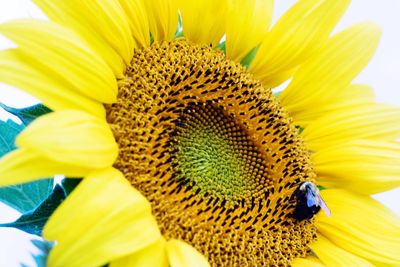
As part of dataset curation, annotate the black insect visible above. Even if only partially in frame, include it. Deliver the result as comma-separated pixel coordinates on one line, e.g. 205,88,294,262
291,181,331,221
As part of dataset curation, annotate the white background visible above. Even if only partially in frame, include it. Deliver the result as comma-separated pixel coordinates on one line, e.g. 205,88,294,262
0,0,399,266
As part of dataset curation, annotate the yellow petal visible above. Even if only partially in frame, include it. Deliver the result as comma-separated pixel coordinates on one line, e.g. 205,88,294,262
373,263,394,267
280,22,381,119
0,49,105,117
178,0,226,47
311,235,373,267
118,0,150,47
262,68,296,89
34,0,134,65
0,149,90,186
166,239,210,267
16,110,118,169
312,140,400,194
144,0,179,42
74,0,135,64
292,256,325,267
33,0,126,77
302,104,400,150
110,237,168,267
316,189,400,266
225,0,274,61
291,84,375,126
44,168,161,267
251,0,350,82
0,19,118,104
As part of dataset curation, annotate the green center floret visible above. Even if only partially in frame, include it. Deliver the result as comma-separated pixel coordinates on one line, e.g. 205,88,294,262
172,103,263,203
176,120,247,198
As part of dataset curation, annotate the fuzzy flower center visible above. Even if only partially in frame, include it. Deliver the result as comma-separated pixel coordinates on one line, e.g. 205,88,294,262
106,40,317,266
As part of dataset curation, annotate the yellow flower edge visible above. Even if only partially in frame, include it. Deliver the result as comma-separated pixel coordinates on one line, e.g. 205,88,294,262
0,0,399,266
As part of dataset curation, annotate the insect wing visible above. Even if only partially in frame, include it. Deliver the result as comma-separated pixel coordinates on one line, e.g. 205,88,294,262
317,195,331,217
305,189,317,207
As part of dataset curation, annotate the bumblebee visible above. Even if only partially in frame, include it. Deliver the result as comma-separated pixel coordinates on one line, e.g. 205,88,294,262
291,181,331,221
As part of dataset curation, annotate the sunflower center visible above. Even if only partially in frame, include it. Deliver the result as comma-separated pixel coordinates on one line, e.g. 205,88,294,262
106,40,317,266
171,103,271,205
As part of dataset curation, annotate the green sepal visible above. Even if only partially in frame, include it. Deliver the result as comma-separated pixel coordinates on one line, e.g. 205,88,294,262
174,13,183,39
273,90,282,98
318,185,327,191
150,33,154,46
175,31,184,39
216,41,226,54
295,125,304,135
0,118,54,213
240,45,260,69
0,103,51,126
0,185,66,236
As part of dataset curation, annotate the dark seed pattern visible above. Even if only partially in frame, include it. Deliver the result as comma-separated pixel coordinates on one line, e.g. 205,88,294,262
106,40,317,266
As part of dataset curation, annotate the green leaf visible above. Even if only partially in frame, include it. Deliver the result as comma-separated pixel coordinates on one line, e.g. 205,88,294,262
29,239,53,267
0,103,51,126
21,239,54,267
0,180,54,214
0,185,66,235
61,178,82,195
240,45,260,69
0,119,24,156
31,239,53,253
0,118,54,213
32,251,48,267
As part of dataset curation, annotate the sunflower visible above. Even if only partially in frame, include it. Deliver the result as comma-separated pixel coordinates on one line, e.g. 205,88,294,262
0,0,399,266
